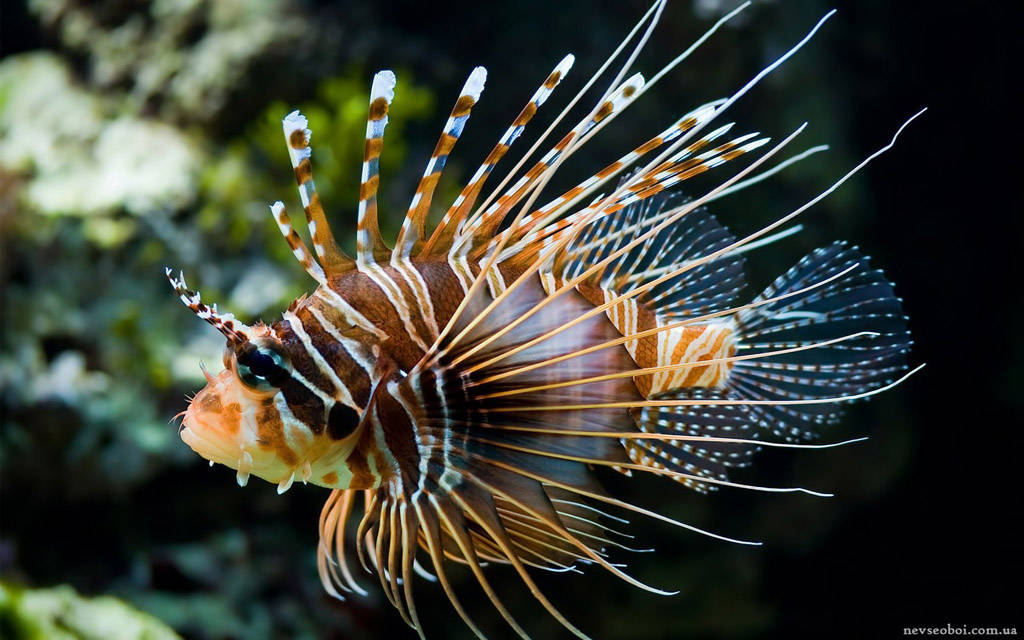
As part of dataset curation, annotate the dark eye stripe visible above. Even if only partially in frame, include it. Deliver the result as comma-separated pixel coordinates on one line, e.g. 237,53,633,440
273,321,339,399
235,336,329,435
297,306,372,407
280,381,326,435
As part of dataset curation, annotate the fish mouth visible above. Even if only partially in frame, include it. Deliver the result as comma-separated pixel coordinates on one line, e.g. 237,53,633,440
180,403,288,488
180,405,242,470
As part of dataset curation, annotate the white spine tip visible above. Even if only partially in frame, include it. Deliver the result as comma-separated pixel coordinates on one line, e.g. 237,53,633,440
463,66,487,101
556,54,575,75
282,111,312,165
610,73,645,108
270,201,285,215
709,123,736,138
236,451,253,487
371,70,397,103
283,110,309,133
277,472,295,494
727,131,760,146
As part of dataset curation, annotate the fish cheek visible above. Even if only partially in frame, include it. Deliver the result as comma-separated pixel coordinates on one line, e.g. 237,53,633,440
255,399,298,467
197,391,222,416
221,402,242,435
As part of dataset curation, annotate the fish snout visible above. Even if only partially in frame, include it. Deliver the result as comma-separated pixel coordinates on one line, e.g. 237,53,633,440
180,375,245,468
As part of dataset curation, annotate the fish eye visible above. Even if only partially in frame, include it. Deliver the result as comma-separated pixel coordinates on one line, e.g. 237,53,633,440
235,341,289,392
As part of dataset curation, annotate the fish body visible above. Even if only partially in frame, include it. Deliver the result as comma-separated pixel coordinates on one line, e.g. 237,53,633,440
169,3,919,637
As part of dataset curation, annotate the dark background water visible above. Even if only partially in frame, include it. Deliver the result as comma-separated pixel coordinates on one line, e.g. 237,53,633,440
1,1,1019,638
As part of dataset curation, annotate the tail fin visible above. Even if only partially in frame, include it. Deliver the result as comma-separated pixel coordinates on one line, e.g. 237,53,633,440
731,241,910,439
628,242,911,490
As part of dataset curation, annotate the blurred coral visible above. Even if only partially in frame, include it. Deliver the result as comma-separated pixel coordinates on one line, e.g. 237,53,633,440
0,582,180,640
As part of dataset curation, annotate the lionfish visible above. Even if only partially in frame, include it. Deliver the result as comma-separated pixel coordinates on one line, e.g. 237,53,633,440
168,2,922,637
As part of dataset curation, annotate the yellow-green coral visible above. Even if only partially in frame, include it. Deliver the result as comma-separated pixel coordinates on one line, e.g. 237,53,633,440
0,583,180,640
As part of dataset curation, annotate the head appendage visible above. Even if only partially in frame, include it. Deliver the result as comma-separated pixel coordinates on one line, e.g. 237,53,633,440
165,268,252,344
356,70,397,265
393,66,487,260
281,111,353,275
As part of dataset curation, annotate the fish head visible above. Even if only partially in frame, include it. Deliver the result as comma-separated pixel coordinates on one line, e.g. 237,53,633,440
169,271,366,492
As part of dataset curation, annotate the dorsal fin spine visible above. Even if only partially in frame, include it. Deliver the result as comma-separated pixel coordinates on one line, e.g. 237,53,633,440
357,70,397,266
421,54,575,257
395,66,487,260
282,111,354,275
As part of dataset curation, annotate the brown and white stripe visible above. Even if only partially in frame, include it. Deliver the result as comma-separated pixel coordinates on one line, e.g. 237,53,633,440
357,70,397,265
282,111,352,274
423,54,575,255
394,66,486,259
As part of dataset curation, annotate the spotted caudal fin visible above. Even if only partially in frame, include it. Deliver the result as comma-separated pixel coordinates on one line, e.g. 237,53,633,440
729,242,911,438
626,242,912,491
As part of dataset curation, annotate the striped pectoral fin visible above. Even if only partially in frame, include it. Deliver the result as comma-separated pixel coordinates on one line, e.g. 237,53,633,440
361,389,635,638
347,273,685,635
